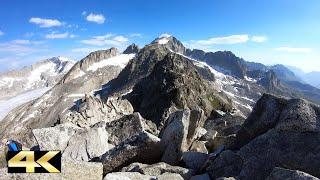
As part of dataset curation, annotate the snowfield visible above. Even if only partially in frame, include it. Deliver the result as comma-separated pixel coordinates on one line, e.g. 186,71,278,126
0,87,50,121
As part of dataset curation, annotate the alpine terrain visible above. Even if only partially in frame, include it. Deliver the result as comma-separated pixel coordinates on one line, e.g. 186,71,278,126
0,57,75,120
1,35,320,180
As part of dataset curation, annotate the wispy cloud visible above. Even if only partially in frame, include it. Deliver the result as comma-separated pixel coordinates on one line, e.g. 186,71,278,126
29,17,63,28
0,30,4,36
86,13,105,24
45,32,75,39
0,40,47,55
251,36,268,43
275,47,312,53
190,34,249,46
130,33,142,37
80,34,129,47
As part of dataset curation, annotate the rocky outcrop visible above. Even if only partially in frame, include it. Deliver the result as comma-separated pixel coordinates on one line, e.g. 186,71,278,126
206,94,320,180
0,161,103,180
160,109,205,165
63,94,134,127
122,162,195,180
203,113,245,152
266,167,319,180
127,52,232,129
102,112,158,145
123,43,140,54
33,123,110,162
101,131,162,174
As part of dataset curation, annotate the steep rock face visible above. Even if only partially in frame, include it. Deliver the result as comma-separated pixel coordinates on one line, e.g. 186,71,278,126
206,94,320,180
123,43,140,54
127,53,232,129
186,50,247,79
0,48,132,147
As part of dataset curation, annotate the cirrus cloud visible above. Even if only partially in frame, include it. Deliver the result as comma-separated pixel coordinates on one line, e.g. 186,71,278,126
251,36,268,43
45,32,75,39
29,17,63,28
80,34,129,47
86,13,105,24
191,34,249,46
0,30,4,36
275,47,312,53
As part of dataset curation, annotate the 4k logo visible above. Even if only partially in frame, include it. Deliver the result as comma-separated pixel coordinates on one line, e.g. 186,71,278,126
7,151,61,173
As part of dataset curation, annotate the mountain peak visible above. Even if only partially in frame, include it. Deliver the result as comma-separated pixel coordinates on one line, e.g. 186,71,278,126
150,34,186,54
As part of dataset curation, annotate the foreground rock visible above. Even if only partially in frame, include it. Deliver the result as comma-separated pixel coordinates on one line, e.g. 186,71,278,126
101,131,162,174
266,167,319,180
160,109,205,165
122,162,195,179
33,123,109,161
206,94,320,180
203,113,245,152
0,161,103,180
101,112,158,146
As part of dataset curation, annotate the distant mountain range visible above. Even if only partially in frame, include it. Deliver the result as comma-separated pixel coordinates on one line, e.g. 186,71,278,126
0,56,75,120
1,35,320,179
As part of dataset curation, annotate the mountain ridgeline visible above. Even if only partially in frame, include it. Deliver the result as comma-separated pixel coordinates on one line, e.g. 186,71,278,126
1,35,320,179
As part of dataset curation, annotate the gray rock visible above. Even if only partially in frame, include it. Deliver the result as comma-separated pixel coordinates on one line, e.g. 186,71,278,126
266,167,319,180
32,123,81,151
157,173,184,180
123,44,140,54
189,141,208,154
0,161,103,180
101,132,162,175
104,172,154,180
103,112,158,146
206,150,243,179
64,95,134,127
122,162,195,180
210,94,320,180
62,125,110,161
190,173,211,180
161,109,204,165
182,151,208,171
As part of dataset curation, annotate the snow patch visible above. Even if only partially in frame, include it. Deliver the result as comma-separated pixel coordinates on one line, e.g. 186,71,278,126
0,87,50,121
87,54,135,71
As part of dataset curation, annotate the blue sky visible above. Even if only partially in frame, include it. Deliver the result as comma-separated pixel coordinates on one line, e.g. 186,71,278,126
0,0,320,72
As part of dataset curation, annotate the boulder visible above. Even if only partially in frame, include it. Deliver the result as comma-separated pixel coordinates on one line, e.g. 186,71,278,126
266,167,319,180
182,152,208,171
207,94,320,180
160,109,204,165
32,123,81,151
104,172,154,180
62,125,110,161
102,112,158,146
190,173,211,180
206,150,243,179
189,141,208,153
122,162,195,180
157,173,184,180
0,161,103,180
101,132,162,175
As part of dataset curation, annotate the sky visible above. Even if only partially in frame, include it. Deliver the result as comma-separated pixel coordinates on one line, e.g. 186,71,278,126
0,0,320,73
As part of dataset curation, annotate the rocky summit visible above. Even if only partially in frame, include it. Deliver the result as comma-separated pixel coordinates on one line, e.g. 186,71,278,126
1,35,320,180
